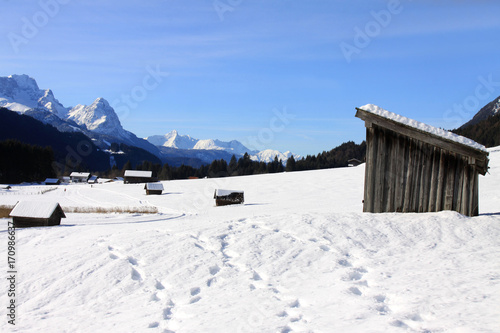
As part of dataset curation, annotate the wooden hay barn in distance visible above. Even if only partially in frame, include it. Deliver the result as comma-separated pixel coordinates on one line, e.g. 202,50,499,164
70,172,90,183
144,182,164,195
9,201,66,228
355,104,489,217
214,189,244,206
124,170,155,184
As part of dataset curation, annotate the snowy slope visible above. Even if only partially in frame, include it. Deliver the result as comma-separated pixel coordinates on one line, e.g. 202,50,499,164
0,74,69,118
0,150,499,332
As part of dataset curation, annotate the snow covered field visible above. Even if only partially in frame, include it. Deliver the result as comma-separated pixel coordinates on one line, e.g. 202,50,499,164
1,148,499,333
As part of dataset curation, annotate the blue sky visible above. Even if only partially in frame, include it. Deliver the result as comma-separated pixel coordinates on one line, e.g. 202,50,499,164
2,0,500,156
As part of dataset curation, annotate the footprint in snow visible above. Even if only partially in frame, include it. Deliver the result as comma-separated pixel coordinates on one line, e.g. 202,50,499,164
190,287,201,296
319,245,330,251
189,296,201,304
348,286,362,296
338,259,352,267
289,299,300,308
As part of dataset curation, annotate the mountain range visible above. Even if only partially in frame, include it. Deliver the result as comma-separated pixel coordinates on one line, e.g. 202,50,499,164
0,74,297,168
145,130,296,164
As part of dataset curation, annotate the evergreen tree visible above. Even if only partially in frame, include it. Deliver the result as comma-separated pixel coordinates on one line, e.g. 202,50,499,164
286,155,296,172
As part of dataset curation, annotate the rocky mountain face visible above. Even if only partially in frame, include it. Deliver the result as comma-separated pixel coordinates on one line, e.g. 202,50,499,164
459,95,500,129
454,95,500,148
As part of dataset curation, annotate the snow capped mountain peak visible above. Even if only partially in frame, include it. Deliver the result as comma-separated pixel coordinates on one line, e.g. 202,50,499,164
67,97,127,138
0,74,69,116
8,74,40,92
251,149,298,164
145,130,296,163
146,130,198,149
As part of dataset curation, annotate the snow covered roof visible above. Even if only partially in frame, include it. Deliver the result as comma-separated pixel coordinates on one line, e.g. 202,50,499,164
214,189,244,196
124,170,153,178
10,201,65,219
357,104,488,153
44,178,60,183
145,183,164,191
70,172,90,178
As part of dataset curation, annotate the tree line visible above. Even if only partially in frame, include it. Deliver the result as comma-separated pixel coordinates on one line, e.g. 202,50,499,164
0,135,366,183
0,140,56,184
97,140,366,180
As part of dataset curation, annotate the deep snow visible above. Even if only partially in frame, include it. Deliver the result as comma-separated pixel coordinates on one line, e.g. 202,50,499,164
0,148,499,333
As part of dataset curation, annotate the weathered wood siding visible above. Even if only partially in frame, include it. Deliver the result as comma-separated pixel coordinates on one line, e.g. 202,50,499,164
214,192,244,206
363,125,481,216
145,189,162,195
13,215,62,228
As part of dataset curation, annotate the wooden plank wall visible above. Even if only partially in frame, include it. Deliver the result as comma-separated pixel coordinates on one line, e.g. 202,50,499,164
364,125,480,216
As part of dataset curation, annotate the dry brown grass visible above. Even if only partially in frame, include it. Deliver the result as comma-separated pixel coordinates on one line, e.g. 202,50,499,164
0,204,158,216
62,206,158,214
0,205,14,218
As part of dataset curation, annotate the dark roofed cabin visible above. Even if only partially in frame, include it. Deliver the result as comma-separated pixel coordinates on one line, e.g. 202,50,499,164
214,189,244,206
355,105,489,217
144,182,164,195
9,201,66,228
124,170,155,184
348,158,363,167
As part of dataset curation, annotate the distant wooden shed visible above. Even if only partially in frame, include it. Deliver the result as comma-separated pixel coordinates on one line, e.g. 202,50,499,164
355,105,489,217
70,172,90,183
9,201,66,228
124,170,155,184
214,189,244,206
88,175,99,184
348,158,363,167
44,178,61,185
144,182,164,195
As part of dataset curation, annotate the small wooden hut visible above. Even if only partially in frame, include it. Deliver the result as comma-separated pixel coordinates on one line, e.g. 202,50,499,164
70,172,90,183
44,178,61,185
214,189,244,206
9,201,66,228
355,104,489,217
124,170,155,184
348,158,363,167
88,175,99,184
144,182,164,195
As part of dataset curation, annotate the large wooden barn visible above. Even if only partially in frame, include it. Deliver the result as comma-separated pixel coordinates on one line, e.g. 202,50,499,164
355,104,489,217
9,201,66,228
123,170,155,184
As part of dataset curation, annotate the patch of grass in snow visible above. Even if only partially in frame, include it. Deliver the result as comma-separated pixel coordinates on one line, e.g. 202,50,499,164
0,204,158,216
62,206,159,214
0,205,13,218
